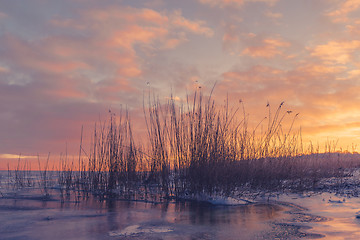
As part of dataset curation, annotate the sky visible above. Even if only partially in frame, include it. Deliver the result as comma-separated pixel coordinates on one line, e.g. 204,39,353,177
1,0,360,168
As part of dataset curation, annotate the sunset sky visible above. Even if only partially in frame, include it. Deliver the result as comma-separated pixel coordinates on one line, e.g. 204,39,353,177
1,0,360,168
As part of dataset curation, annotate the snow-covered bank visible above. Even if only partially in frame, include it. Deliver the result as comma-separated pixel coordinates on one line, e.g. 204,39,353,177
269,192,360,240
173,193,253,206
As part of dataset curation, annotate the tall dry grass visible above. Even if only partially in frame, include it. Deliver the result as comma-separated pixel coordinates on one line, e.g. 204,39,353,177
5,88,360,201
52,89,360,200
141,89,303,196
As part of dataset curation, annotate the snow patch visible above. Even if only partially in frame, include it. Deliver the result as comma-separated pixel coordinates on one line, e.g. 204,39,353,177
179,193,253,205
207,196,252,205
109,225,173,237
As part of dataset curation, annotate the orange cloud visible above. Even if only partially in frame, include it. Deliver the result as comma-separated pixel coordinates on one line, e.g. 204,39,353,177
296,63,346,75
327,0,360,22
310,40,360,65
242,38,290,58
346,20,360,35
348,69,360,78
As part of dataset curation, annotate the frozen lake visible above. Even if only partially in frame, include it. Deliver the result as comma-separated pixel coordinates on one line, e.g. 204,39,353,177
2,169,360,239
0,188,324,240
0,190,283,239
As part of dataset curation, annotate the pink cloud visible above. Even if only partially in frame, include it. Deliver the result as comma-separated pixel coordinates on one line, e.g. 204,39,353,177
171,11,214,37
199,0,245,8
242,38,291,58
0,11,7,19
0,3,217,160
199,0,278,8
222,24,241,54
82,7,169,25
265,11,283,19
48,5,214,83
0,65,8,73
109,25,168,50
2,34,89,75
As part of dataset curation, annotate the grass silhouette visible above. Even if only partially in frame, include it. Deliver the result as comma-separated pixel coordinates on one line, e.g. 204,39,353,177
5,88,360,201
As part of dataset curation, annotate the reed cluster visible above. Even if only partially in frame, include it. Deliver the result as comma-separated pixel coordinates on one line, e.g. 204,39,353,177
53,89,358,200
4,89,360,201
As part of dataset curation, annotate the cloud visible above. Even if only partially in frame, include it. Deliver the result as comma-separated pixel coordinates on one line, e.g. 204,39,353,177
222,27,291,58
327,0,360,23
310,40,360,65
171,10,214,37
220,65,288,100
346,22,360,35
1,5,214,99
1,34,89,76
242,38,291,58
251,0,279,5
199,0,245,8
348,69,360,78
295,63,347,75
0,65,9,73
222,24,241,53
199,0,278,8
80,7,169,26
0,11,7,19
0,4,214,157
2,0,360,158
265,11,283,19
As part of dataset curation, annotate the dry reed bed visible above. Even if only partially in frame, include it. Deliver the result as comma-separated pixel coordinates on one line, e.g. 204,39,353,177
4,90,360,201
